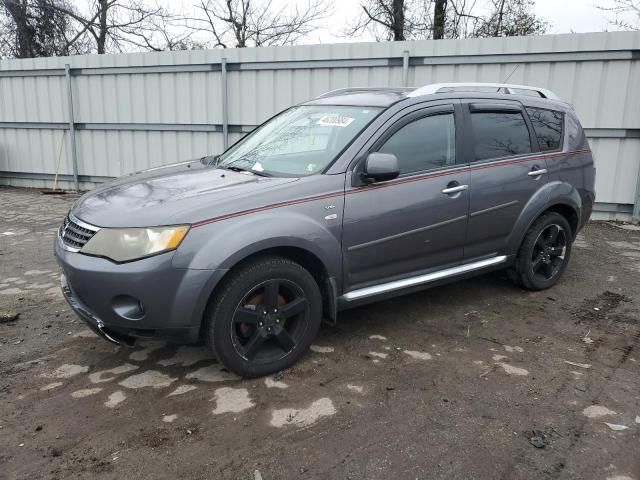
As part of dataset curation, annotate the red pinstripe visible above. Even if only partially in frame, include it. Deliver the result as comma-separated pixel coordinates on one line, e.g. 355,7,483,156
192,149,590,228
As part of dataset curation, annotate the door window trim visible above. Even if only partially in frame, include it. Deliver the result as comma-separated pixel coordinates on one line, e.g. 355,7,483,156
348,101,464,186
461,99,540,165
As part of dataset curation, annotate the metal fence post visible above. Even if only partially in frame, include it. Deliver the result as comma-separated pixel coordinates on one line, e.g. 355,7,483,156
64,64,79,191
221,57,229,150
402,50,410,87
633,173,640,224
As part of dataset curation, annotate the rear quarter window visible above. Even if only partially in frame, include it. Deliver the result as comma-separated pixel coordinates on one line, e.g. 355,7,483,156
525,107,564,152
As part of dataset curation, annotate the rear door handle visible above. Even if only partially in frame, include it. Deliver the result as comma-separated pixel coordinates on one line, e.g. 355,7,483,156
442,184,468,195
528,168,547,177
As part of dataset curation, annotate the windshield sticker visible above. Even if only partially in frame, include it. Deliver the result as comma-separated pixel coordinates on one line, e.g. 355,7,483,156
317,114,355,128
306,163,317,172
252,162,265,172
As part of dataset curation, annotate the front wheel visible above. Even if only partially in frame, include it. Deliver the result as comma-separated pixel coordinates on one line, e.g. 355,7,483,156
206,256,322,377
510,212,573,291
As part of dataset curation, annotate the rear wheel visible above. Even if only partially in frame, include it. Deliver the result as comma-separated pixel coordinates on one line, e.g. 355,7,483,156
206,256,322,377
510,212,572,290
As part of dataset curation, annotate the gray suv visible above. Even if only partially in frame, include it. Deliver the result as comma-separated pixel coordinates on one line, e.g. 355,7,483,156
55,83,595,377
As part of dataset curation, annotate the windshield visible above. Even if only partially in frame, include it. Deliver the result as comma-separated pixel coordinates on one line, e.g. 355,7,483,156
217,105,382,176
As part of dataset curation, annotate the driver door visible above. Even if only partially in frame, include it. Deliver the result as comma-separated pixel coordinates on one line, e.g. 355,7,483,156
342,103,470,291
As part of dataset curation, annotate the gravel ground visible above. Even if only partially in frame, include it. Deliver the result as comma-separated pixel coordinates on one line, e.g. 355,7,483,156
1,186,639,480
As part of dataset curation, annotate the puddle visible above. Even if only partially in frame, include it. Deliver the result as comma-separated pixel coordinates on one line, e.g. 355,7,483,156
403,350,432,360
42,364,89,379
583,405,616,418
40,382,63,391
310,345,334,353
128,341,166,362
185,365,238,383
88,364,139,383
119,370,176,389
504,345,524,353
168,385,198,397
496,363,529,376
105,391,127,408
265,377,288,389
157,346,214,367
369,335,387,341
270,398,336,428
212,387,254,414
71,388,103,398
369,351,388,359
604,422,629,431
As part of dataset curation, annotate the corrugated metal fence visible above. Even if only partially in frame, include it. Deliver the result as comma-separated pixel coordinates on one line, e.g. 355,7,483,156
1,31,639,221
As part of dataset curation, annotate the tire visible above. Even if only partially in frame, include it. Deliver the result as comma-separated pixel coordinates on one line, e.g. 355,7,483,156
205,256,322,378
509,212,573,291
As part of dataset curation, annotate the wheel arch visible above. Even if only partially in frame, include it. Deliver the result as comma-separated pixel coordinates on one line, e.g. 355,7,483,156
199,244,338,339
507,181,582,255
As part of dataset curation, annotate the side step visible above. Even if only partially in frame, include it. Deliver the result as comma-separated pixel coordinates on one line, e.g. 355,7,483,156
340,255,507,302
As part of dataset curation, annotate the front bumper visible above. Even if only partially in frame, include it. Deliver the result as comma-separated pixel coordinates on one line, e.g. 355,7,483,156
55,239,226,344
61,274,136,346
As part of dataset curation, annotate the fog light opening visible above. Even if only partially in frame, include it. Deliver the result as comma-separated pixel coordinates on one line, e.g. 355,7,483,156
112,295,145,321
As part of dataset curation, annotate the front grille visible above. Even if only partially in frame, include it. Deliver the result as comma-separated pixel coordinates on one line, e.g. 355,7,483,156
59,215,98,251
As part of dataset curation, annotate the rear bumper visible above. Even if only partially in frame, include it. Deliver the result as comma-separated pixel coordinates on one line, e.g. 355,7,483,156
55,239,227,344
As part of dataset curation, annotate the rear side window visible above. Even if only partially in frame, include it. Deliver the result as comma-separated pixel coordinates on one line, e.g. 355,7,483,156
378,113,456,175
470,111,532,161
526,107,564,151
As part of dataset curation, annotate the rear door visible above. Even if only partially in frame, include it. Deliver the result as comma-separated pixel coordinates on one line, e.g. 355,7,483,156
342,102,469,290
462,100,549,259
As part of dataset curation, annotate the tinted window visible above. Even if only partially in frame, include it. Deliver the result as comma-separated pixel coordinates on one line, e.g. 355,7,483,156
526,107,564,151
378,113,456,175
470,111,532,161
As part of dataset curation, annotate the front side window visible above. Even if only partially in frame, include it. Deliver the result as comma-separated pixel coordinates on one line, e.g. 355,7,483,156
218,105,381,176
470,110,532,161
526,107,564,152
377,113,456,175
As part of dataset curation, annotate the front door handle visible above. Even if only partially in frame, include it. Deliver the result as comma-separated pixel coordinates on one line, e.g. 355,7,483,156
528,168,548,177
442,184,468,195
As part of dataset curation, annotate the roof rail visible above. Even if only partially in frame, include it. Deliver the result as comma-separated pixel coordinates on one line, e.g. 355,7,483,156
407,83,561,101
317,87,413,98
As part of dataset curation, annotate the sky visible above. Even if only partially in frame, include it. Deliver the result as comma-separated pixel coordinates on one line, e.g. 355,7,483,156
156,0,634,48
305,0,628,43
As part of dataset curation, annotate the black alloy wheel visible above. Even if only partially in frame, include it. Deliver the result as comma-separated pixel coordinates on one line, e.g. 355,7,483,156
509,211,573,291
231,279,309,363
530,224,567,281
206,256,322,377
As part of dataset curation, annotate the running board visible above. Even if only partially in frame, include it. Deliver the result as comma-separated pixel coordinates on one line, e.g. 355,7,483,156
340,256,508,302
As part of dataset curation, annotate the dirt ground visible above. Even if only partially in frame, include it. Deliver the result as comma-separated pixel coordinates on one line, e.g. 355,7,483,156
1,186,639,480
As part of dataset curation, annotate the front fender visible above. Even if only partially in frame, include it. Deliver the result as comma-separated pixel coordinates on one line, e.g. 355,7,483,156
505,181,582,254
173,210,342,279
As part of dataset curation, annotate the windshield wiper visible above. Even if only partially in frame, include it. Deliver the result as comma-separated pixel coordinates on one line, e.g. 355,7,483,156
221,165,272,177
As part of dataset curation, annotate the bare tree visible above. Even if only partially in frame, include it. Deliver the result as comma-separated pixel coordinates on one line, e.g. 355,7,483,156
473,0,547,37
348,0,546,41
52,0,173,54
189,0,332,48
598,0,640,30
347,0,433,41
0,0,81,58
433,0,447,39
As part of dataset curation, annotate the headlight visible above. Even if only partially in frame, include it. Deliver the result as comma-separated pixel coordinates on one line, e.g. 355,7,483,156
81,225,190,263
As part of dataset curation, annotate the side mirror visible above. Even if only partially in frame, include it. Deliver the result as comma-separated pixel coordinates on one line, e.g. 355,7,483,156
363,152,400,183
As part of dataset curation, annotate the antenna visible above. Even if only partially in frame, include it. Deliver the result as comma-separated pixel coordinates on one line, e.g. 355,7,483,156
502,64,520,83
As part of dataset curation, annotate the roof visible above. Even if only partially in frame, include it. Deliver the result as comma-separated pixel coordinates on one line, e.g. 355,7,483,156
304,88,413,108
308,83,564,108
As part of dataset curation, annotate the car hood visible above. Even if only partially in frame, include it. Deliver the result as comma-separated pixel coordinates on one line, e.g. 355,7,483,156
72,160,298,228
